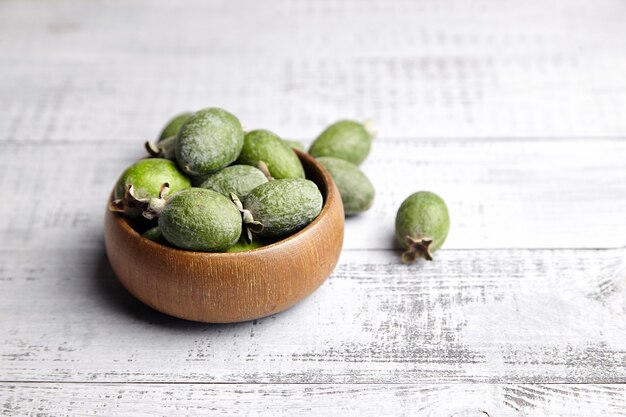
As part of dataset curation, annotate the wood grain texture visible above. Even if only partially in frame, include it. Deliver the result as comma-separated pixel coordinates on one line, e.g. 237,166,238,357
2,383,625,417
1,0,626,141
2,0,626,414
104,151,344,323
1,139,625,252
2,247,625,383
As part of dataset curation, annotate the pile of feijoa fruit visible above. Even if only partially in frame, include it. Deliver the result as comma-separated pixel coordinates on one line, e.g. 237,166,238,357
110,107,329,252
109,106,450,262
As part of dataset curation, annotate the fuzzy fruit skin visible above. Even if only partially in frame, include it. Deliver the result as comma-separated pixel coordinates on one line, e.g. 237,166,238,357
309,120,372,165
199,165,268,198
175,108,244,176
395,191,450,253
159,188,242,252
114,158,191,201
226,236,264,253
316,156,374,215
238,130,305,179
243,179,322,238
158,112,192,141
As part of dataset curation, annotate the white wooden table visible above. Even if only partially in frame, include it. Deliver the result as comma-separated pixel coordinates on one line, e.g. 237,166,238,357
2,1,626,415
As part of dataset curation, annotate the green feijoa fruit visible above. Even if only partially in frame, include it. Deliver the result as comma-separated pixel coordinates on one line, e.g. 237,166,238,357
110,158,191,218
159,188,242,252
175,107,244,176
309,120,375,165
395,191,450,263
159,112,192,141
226,235,264,253
113,159,190,200
283,139,305,151
238,130,305,179
142,226,164,243
242,179,322,238
316,157,374,215
200,164,268,198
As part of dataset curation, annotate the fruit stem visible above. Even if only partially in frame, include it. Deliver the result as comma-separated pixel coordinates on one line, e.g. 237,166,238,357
401,235,434,263
109,184,147,218
145,141,161,157
145,136,176,159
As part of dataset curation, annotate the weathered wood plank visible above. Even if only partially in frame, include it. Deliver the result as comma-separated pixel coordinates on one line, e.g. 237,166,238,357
1,247,625,383
1,2,626,410
1,0,626,140
2,383,625,417
1,140,625,251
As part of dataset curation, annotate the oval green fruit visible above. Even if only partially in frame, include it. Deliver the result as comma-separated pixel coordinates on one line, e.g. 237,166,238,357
316,156,374,215
238,129,305,179
226,235,264,253
395,191,450,263
159,188,242,252
243,179,322,238
158,112,192,141
114,159,191,201
309,120,374,165
199,165,268,199
175,108,244,176
111,159,191,218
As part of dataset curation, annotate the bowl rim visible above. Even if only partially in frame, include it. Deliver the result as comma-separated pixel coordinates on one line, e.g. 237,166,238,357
108,149,341,259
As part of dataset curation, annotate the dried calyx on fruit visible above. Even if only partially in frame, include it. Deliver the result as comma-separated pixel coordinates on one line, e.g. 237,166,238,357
109,158,191,218
230,193,263,241
395,191,450,263
109,182,171,220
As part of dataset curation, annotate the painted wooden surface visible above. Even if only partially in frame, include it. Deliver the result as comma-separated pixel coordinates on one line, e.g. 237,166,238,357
2,384,626,417
2,246,626,384
2,0,626,141
1,140,625,252
1,0,626,415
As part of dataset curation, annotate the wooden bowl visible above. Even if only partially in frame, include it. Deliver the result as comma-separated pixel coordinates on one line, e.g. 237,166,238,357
104,150,344,323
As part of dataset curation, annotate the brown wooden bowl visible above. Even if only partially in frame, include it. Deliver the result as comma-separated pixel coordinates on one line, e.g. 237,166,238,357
104,150,344,323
